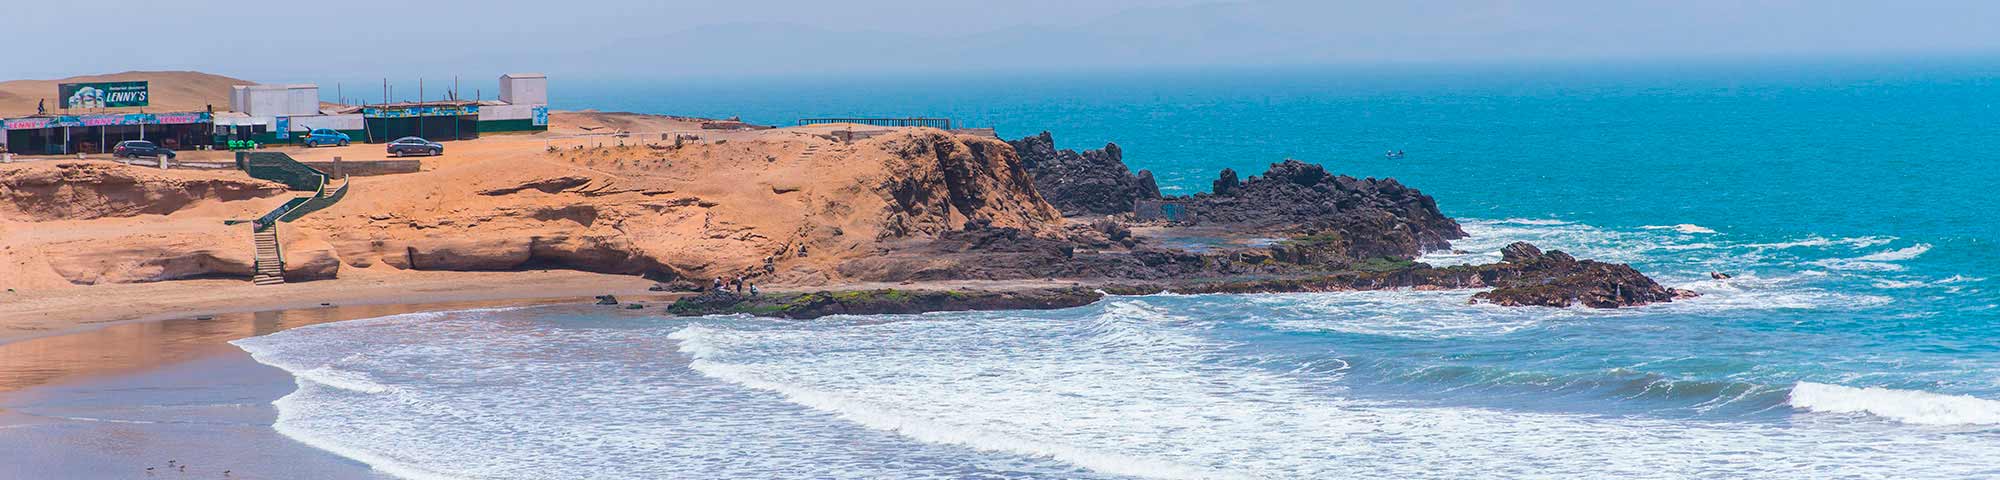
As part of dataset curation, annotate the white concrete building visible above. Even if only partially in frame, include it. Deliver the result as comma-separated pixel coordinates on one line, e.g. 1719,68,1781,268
230,84,322,117
499,73,547,106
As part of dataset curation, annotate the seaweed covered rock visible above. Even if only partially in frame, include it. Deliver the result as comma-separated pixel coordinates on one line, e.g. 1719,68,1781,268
1472,242,1695,308
1008,132,1161,216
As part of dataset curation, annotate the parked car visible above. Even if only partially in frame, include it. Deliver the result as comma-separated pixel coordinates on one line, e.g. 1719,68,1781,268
303,129,351,147
113,140,176,159
386,137,443,157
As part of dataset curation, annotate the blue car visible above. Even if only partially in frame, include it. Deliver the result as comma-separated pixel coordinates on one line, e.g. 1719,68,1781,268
302,128,351,147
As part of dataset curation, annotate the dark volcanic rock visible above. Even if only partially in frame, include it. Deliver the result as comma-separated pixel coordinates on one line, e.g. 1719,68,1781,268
1177,159,1465,259
1212,168,1240,196
1158,241,1691,308
1472,242,1694,308
1009,132,1161,215
665,287,1114,319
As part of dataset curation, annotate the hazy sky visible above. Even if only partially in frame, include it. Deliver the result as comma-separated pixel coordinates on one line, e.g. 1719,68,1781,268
9,0,1999,84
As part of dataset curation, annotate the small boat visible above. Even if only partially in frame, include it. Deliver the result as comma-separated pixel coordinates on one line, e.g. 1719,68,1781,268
1384,150,1406,159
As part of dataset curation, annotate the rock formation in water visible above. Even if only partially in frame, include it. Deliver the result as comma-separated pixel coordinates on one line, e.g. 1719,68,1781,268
1007,132,1160,216
1174,159,1466,259
667,287,1117,319
1470,242,1695,308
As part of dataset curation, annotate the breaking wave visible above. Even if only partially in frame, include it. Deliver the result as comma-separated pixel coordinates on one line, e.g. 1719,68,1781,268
1640,223,1717,234
1790,382,2000,426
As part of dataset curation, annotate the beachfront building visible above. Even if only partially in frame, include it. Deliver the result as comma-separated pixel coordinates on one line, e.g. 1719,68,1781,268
479,73,550,134
361,100,483,142
217,84,366,145
1,73,549,155
0,80,219,154
2,111,217,155
216,73,548,145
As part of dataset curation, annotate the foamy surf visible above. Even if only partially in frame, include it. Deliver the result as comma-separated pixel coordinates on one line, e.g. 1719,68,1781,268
1789,382,2000,426
1641,223,1717,234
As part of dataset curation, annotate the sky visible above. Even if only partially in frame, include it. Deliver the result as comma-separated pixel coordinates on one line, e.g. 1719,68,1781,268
8,0,1999,86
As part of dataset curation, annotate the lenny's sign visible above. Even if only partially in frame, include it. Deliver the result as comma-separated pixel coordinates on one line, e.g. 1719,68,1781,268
59,81,150,109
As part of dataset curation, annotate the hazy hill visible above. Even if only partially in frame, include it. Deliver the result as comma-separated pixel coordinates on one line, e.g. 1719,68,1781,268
0,71,253,117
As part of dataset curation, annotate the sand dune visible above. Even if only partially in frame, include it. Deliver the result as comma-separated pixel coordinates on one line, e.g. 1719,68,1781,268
0,71,252,117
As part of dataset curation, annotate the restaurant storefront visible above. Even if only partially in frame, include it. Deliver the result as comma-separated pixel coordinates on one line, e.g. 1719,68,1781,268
2,112,214,155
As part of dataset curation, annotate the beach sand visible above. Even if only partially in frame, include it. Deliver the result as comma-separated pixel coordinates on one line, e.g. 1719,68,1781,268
0,269,662,345
0,297,647,479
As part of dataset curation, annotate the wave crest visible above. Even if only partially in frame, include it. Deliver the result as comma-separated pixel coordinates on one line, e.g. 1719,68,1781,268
1788,382,2000,426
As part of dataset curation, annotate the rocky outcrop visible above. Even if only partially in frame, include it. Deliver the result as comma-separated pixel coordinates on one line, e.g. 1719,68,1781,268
1470,242,1695,308
666,287,1114,319
2,117,1684,310
32,229,338,284
0,161,286,221
1008,132,1160,216
1175,160,1465,259
877,131,1063,238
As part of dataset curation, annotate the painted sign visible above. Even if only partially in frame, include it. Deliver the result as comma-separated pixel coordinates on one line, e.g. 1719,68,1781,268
4,118,52,130
0,112,208,130
275,117,291,139
532,106,549,127
363,105,479,118
59,81,149,109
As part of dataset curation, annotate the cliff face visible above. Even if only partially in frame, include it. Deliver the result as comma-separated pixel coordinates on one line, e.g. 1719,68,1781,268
0,162,286,222
1,122,1685,308
0,129,1062,288
1008,132,1160,216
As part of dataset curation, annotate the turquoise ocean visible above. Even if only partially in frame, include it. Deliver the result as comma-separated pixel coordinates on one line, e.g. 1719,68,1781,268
235,59,2000,478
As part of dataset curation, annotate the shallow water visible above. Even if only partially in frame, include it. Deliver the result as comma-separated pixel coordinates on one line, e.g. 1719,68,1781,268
238,61,2000,478
232,217,2000,479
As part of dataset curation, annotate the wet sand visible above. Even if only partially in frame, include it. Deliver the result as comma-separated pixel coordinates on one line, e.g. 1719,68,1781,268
0,269,664,345
0,297,650,479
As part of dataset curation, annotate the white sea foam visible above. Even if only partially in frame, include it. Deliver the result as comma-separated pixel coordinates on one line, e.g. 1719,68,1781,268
1242,290,1555,339
1811,243,1933,272
1740,235,1896,250
1494,218,1574,225
669,302,2000,479
1856,244,1933,261
673,335,1240,480
1871,275,1985,290
234,296,2000,479
1640,223,1717,234
1789,382,2000,426
294,366,392,394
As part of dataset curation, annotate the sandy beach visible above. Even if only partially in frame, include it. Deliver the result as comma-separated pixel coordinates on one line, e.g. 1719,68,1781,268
0,269,665,345
0,295,653,479
0,267,675,480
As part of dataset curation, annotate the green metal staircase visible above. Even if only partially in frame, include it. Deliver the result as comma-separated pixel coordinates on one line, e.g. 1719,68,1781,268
225,152,351,285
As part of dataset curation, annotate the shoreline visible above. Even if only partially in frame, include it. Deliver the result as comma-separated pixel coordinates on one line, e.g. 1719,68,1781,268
0,296,667,479
0,269,671,346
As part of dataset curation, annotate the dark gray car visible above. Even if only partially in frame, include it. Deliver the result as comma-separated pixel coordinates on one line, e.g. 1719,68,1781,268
386,137,443,157
113,140,176,159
